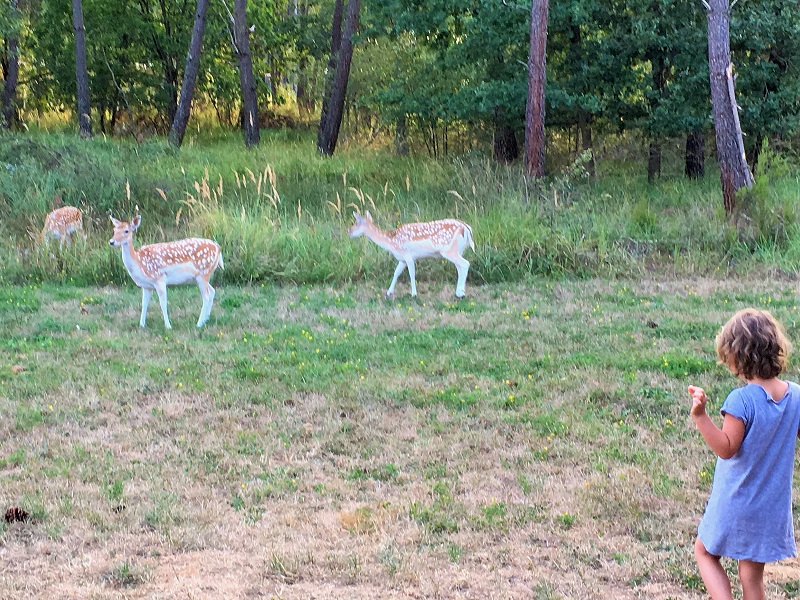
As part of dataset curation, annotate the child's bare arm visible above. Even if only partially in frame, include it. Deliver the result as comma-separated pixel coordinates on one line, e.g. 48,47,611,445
688,385,746,459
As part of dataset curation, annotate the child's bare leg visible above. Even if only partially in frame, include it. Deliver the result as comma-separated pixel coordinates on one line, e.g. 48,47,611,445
738,560,765,600
695,538,734,600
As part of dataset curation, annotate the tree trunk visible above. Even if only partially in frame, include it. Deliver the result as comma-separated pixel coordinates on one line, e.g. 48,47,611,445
293,0,311,115
168,0,209,147
1,0,20,129
296,56,311,116
685,130,705,178
234,0,260,147
394,114,408,156
493,111,518,163
317,0,360,156
164,65,179,128
72,0,92,138
647,142,661,183
706,0,753,213
647,53,666,183
578,111,595,179
524,0,548,178
296,70,310,115
317,0,344,152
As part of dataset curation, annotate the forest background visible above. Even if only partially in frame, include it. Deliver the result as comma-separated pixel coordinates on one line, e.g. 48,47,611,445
0,0,799,287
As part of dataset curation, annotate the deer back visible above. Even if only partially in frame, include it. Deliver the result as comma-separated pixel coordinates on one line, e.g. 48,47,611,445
43,206,83,237
136,238,222,279
391,219,469,250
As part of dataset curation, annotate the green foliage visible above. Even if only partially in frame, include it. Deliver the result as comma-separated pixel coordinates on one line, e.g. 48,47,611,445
629,200,659,238
103,561,147,588
556,511,576,530
0,0,798,178
736,139,797,248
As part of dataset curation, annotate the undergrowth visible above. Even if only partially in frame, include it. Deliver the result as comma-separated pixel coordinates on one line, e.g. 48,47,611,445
1,130,799,286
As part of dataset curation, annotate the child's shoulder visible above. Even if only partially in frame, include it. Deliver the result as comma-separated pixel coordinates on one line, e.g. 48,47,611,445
785,380,800,399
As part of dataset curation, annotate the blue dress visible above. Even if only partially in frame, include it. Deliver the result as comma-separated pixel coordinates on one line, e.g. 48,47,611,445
698,382,800,563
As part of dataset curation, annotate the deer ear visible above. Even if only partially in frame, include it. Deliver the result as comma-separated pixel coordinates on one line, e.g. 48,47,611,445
352,211,360,221
365,211,372,221
110,216,121,227
131,215,142,230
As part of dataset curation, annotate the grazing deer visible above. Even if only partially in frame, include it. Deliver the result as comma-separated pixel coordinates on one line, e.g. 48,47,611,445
109,215,223,329
348,211,475,298
40,196,83,247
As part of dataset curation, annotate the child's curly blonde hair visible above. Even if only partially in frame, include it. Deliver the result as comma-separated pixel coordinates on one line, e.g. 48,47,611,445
716,308,791,380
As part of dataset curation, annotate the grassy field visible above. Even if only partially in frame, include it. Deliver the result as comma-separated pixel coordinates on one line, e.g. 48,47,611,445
3,276,800,599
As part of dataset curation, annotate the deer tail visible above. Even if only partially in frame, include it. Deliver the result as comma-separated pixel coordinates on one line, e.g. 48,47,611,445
461,222,475,252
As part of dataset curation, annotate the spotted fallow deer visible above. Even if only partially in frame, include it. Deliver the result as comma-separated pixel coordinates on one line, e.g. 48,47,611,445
109,215,223,329
348,211,475,298
40,196,84,247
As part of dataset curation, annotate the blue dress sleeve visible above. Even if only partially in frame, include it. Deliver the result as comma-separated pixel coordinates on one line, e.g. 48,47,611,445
720,387,752,426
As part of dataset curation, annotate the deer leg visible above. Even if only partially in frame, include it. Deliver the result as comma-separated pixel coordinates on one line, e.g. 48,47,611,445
443,237,471,298
407,258,418,297
454,257,470,298
445,251,470,298
196,277,215,328
154,280,172,330
387,261,407,297
140,288,153,328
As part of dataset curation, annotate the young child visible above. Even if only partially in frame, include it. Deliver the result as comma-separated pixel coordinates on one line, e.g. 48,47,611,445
688,308,800,600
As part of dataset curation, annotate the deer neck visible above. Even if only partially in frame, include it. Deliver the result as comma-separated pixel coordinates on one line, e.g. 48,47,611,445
120,241,150,285
364,223,400,254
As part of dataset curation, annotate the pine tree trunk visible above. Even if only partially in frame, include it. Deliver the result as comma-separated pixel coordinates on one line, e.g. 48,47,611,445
72,0,92,138
317,0,360,156
1,0,20,129
706,0,753,212
524,0,548,178
234,0,260,148
168,0,210,147
685,131,705,178
317,0,344,150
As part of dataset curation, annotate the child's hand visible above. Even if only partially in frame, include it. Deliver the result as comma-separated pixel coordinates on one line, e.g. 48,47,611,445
688,385,708,418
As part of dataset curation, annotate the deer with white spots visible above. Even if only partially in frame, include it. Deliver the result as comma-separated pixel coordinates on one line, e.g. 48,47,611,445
109,215,223,329
348,211,475,298
40,196,84,247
